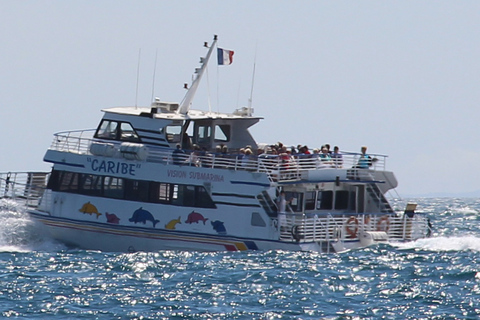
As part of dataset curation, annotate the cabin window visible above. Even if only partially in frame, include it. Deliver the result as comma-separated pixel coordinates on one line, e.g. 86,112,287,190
96,120,118,139
317,191,333,210
172,185,195,207
214,124,230,142
59,172,79,192
165,125,182,143
305,191,316,210
196,125,212,145
251,212,266,227
104,177,124,199
49,170,216,208
81,174,103,196
335,190,350,210
119,123,140,142
286,192,303,212
95,120,140,142
124,180,149,202
195,186,216,208
149,182,171,203
46,170,61,190
349,191,356,211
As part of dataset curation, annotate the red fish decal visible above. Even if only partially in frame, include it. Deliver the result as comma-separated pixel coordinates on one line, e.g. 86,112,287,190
105,212,120,224
185,211,208,225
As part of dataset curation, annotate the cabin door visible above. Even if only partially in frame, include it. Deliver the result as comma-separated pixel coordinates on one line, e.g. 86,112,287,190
356,185,365,213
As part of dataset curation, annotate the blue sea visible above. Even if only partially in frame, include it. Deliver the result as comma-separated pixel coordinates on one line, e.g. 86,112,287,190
0,198,479,319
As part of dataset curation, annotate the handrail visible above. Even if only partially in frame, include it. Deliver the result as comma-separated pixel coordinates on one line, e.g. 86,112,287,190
47,129,390,181
277,212,429,243
0,172,50,207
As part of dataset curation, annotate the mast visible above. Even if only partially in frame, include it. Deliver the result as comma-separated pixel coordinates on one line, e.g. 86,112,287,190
177,35,218,115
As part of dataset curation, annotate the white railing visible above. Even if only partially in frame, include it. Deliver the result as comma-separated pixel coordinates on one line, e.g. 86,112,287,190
278,213,430,242
50,129,96,154
0,172,50,207
47,130,389,181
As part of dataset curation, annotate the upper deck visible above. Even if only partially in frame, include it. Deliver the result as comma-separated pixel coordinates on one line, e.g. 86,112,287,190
46,129,397,189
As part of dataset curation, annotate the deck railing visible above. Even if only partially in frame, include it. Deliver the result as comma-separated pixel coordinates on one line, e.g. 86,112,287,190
47,130,389,181
278,213,430,243
0,172,50,207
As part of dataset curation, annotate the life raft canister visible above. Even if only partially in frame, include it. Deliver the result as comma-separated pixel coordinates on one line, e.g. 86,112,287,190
376,215,390,232
345,216,359,238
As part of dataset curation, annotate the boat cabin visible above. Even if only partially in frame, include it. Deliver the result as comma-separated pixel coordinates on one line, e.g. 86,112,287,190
93,101,261,153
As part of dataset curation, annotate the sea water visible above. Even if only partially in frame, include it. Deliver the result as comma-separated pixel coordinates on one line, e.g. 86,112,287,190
0,198,479,319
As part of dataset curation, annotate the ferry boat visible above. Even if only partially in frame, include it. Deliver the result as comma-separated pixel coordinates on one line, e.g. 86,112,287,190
4,36,431,253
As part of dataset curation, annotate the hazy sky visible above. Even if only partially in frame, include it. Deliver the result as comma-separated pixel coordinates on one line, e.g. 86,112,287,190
1,1,480,197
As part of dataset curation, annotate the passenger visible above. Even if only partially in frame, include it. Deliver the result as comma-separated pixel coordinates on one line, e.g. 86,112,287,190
332,146,343,168
182,132,192,150
172,144,186,165
221,145,228,156
242,148,254,169
319,147,333,167
357,146,372,168
324,144,331,154
276,190,292,232
188,144,201,167
277,190,292,213
237,148,245,162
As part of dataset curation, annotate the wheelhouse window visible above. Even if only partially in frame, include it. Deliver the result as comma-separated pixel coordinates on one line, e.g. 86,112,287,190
95,120,140,142
214,124,230,142
164,124,182,143
196,124,212,145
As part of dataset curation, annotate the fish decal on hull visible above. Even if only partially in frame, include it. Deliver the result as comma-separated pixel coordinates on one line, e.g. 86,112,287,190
165,217,182,230
79,202,101,218
185,211,208,225
211,220,227,235
105,212,120,224
129,207,159,227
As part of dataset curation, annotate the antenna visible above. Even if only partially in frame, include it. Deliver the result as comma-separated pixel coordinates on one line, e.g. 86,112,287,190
151,49,158,103
248,43,258,110
135,48,141,109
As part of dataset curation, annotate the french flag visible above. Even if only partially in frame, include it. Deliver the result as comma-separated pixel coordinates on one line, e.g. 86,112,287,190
217,48,234,65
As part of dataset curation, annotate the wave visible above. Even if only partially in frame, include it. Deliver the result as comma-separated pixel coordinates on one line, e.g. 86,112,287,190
394,235,480,252
0,198,64,252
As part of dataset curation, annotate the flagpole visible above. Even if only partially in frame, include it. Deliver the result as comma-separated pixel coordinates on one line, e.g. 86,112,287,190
177,35,218,115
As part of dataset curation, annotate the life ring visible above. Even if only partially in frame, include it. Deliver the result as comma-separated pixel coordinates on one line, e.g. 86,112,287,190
345,216,359,238
376,215,390,232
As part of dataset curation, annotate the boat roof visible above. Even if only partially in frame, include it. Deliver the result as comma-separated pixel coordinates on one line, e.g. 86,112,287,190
102,106,263,122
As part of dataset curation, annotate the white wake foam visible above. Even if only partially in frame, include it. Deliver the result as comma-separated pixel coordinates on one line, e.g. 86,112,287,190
394,235,480,252
0,198,64,252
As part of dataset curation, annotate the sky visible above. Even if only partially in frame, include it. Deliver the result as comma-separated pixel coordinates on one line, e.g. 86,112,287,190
1,1,480,197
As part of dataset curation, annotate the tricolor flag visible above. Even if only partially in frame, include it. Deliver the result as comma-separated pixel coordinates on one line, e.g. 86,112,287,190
217,48,234,65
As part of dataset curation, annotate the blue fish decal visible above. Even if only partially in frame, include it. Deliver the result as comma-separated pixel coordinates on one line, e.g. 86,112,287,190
211,220,227,235
129,207,159,228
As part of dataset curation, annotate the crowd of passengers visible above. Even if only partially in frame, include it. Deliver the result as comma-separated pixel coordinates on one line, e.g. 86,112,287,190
171,142,375,170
